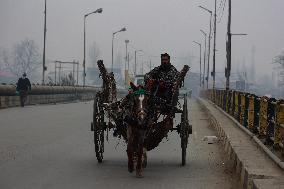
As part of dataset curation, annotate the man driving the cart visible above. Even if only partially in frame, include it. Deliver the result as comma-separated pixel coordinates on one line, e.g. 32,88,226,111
144,53,180,112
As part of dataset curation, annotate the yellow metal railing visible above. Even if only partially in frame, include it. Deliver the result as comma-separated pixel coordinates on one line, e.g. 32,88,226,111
203,89,284,159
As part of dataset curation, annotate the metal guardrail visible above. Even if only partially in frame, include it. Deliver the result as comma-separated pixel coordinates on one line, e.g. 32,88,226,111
202,89,284,160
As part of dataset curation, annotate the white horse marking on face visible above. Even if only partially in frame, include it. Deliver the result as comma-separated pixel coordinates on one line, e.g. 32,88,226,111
139,94,144,110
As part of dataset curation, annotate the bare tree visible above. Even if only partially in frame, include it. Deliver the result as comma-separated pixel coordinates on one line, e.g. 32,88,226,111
89,42,101,68
5,39,41,78
0,47,10,71
275,52,284,66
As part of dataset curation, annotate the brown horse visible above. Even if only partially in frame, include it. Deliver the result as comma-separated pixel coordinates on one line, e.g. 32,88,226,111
126,84,150,178
126,83,176,177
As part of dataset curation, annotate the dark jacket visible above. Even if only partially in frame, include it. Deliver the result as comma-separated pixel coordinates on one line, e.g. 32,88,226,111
144,64,179,86
17,77,31,91
144,64,179,103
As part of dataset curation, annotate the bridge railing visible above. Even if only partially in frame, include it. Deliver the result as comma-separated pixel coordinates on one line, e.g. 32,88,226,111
201,89,284,159
0,83,99,108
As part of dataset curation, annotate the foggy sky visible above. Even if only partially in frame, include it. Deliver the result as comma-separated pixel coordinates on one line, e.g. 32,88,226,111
0,0,284,79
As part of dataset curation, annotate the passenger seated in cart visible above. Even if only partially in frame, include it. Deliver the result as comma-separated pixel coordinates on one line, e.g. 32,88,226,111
144,53,179,112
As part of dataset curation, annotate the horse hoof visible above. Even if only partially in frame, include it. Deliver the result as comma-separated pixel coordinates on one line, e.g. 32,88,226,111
136,171,143,178
128,164,134,173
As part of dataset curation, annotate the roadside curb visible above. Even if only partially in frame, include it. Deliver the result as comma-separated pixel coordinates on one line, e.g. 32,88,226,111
197,98,284,189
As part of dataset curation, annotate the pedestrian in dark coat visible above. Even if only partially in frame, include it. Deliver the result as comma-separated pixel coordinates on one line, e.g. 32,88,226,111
16,73,31,107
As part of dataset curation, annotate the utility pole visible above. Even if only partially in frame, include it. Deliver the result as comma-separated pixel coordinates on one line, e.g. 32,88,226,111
225,0,247,91
125,40,129,86
213,0,217,89
200,30,207,89
193,41,202,87
207,13,212,89
42,0,47,85
225,0,232,90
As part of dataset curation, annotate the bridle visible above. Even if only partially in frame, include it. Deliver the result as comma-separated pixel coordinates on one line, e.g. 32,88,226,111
130,88,150,128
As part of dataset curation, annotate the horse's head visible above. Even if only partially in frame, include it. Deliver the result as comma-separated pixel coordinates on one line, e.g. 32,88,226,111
130,83,150,127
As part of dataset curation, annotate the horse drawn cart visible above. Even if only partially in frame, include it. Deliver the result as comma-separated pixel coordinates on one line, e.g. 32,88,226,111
91,60,192,177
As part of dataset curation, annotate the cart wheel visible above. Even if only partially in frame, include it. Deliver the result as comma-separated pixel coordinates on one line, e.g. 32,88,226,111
93,94,104,163
181,94,189,166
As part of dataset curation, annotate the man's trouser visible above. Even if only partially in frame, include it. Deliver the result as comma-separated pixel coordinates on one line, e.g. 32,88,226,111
19,90,28,107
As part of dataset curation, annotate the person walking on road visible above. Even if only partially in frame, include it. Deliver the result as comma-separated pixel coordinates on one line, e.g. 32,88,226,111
16,73,31,107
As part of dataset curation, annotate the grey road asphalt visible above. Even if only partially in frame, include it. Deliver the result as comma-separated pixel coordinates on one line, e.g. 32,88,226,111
0,99,239,189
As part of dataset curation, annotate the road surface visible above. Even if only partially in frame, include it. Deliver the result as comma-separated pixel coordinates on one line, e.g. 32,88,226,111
0,99,239,189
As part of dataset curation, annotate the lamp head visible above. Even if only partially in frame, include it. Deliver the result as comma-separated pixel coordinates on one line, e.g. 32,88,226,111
96,8,103,13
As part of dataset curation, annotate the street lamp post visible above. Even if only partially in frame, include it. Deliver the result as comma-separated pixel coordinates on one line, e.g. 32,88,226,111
213,0,217,90
124,39,129,86
193,41,202,87
111,27,126,72
200,29,207,89
83,8,102,86
42,0,47,85
199,5,212,89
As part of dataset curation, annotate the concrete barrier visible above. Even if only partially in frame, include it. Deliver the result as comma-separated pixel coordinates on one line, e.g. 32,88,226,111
0,84,128,109
0,84,99,109
197,98,284,189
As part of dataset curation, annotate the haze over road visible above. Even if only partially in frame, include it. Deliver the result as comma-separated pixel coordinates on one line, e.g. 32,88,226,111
0,100,239,189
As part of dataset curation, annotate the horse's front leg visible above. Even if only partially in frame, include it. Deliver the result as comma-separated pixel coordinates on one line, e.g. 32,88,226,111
127,126,134,173
136,130,145,178
142,147,147,168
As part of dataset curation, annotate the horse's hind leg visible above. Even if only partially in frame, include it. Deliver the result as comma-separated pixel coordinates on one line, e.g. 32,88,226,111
127,127,134,173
